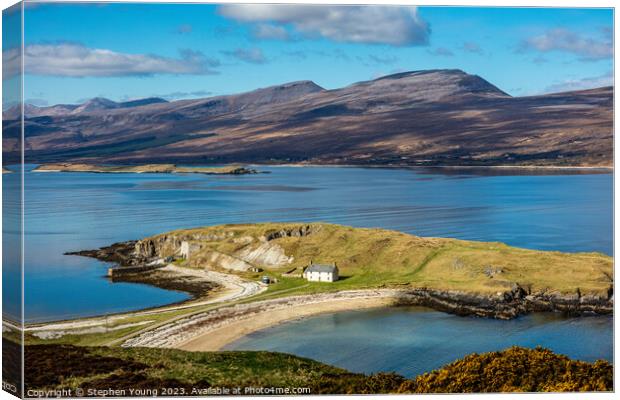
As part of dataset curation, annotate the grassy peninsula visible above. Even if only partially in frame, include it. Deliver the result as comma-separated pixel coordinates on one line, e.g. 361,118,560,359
30,222,612,351
141,222,612,297
32,163,258,175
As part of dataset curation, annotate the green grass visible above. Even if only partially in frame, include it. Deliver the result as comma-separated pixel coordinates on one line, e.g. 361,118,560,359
19,340,376,394
156,222,612,296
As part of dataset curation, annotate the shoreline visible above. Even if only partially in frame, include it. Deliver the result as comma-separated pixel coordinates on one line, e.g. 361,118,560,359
180,296,395,351
248,162,613,172
22,265,265,332
22,161,612,173
122,288,612,351
31,163,260,175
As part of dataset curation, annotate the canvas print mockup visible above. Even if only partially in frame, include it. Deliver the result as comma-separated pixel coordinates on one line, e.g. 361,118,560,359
2,1,614,397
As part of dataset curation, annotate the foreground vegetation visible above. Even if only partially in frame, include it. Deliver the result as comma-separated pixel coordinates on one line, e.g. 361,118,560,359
32,163,257,175
404,346,612,393
11,340,611,394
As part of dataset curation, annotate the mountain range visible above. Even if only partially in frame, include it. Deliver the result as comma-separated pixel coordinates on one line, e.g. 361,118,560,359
2,69,613,166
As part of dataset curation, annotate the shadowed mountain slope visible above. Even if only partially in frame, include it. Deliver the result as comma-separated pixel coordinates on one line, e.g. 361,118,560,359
2,70,612,166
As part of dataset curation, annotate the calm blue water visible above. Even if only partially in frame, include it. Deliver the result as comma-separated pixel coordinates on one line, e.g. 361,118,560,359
225,306,613,377
1,165,612,322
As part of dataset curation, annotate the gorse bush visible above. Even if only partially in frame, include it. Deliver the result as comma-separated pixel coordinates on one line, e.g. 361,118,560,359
399,346,613,393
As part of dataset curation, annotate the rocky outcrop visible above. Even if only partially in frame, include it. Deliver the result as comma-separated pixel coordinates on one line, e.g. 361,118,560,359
128,227,309,271
392,285,612,319
133,231,235,260
236,242,293,267
263,225,317,241
205,251,254,272
66,240,145,266
74,228,298,272
134,236,184,260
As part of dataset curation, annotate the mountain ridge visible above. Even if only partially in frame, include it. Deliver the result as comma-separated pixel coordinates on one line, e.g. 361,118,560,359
2,96,170,119
2,69,613,167
3,81,324,119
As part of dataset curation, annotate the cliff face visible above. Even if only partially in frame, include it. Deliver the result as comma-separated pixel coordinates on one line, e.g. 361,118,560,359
132,227,301,272
3,70,612,166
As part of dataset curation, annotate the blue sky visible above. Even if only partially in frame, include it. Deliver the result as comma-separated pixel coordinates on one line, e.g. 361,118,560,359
5,3,614,106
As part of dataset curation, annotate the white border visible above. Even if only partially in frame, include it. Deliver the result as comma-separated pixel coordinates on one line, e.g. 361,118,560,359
0,1,617,400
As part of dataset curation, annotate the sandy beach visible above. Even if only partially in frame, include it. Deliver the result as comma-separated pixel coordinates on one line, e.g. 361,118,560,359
178,296,396,351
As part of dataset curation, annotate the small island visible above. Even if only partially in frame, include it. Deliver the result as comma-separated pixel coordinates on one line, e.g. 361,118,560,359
32,163,259,175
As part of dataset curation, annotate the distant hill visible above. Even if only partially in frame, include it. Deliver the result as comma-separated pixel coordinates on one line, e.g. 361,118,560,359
2,96,169,119
118,97,168,108
2,70,612,166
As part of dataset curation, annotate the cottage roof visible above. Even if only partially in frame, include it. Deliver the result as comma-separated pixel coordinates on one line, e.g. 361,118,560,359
306,264,337,273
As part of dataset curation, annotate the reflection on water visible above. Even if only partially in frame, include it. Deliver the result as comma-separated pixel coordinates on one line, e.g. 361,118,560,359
416,166,612,176
225,306,613,378
208,185,317,192
3,165,612,322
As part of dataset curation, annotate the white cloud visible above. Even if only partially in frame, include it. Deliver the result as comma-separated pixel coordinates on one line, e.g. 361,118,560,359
366,54,399,65
253,24,290,40
176,24,193,34
520,28,612,61
2,47,21,80
282,50,307,59
4,43,220,78
428,47,454,57
222,47,267,64
462,42,483,55
131,90,213,101
532,56,548,65
544,71,612,93
219,4,430,46
25,98,49,106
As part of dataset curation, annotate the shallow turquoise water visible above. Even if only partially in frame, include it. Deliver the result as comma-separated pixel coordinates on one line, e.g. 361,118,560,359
1,165,612,322
225,306,613,378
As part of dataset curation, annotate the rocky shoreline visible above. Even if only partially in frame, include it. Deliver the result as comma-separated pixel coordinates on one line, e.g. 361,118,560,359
66,242,219,300
393,286,613,319
66,240,144,266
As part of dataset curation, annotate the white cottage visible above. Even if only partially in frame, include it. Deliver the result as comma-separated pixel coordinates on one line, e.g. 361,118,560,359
303,263,339,282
